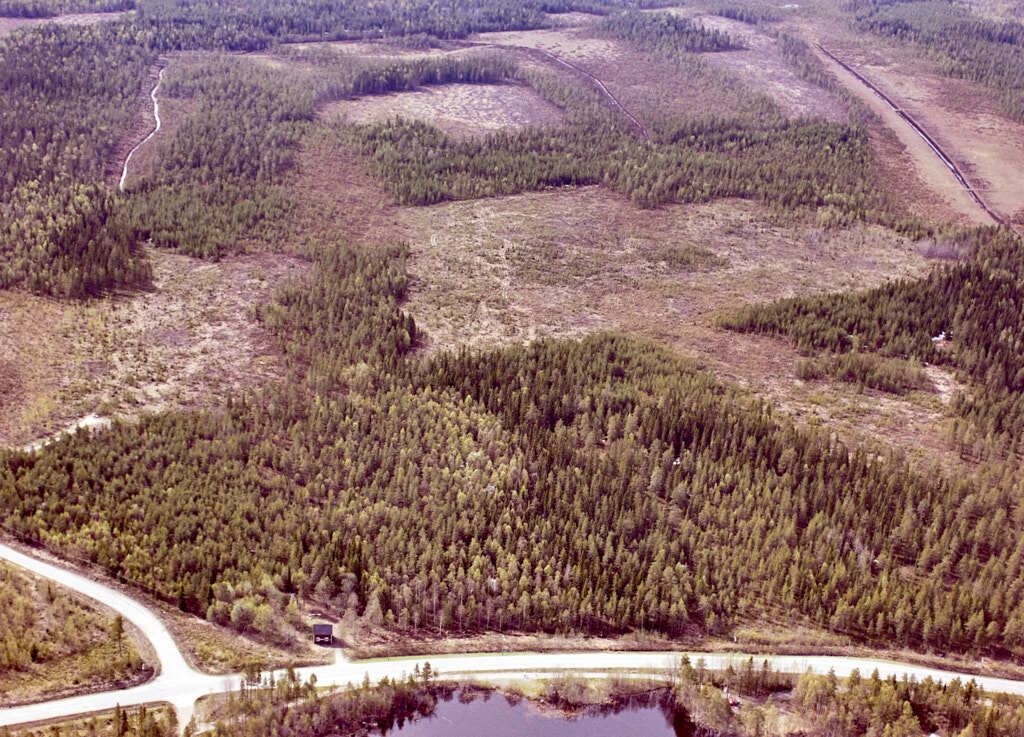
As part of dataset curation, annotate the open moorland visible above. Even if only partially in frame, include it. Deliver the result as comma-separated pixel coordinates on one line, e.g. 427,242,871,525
3,1,1024,732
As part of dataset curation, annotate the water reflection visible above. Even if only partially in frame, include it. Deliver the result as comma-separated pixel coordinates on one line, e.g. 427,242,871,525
377,687,708,737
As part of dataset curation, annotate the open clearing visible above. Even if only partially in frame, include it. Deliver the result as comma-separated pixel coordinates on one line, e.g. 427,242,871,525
321,82,564,139
472,25,816,124
0,10,130,37
395,183,961,471
787,12,1024,226
0,249,308,449
692,13,847,121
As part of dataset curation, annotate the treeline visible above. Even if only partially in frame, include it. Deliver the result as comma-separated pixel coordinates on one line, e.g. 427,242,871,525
721,226,1024,459
848,0,1024,122
124,0,611,52
710,3,781,25
598,9,742,55
348,113,926,231
199,667,439,737
0,25,152,296
0,0,131,17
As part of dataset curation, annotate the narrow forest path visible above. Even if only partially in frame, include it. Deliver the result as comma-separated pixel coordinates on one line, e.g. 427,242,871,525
119,67,165,192
816,44,1005,227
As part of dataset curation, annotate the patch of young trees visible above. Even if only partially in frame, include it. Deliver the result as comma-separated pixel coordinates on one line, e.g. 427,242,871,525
0,562,138,680
348,111,921,229
0,0,131,17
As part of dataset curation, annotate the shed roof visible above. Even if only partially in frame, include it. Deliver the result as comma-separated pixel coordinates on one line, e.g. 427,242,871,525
313,623,333,634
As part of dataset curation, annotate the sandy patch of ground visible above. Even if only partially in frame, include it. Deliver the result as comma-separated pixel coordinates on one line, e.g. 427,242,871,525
401,187,931,350
0,249,308,449
0,10,129,36
322,82,564,139
282,40,483,61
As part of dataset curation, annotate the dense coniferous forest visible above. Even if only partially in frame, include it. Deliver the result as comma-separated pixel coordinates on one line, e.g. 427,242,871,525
3,222,1024,657
0,26,152,296
4,0,1024,690
598,9,743,54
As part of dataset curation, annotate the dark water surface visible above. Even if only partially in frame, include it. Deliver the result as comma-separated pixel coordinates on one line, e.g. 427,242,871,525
379,689,697,736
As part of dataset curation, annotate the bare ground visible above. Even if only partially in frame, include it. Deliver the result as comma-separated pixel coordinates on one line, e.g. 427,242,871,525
0,10,130,37
789,14,1024,226
0,249,309,449
321,82,564,140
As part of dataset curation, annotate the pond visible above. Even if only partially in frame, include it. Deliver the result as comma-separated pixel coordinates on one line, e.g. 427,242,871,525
378,688,703,737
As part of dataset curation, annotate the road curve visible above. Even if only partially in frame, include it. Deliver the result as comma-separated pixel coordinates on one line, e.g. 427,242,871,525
119,67,165,192
5,543,1024,731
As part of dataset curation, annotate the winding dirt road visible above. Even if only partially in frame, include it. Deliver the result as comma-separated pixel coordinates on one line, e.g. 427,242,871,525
119,68,165,192
4,543,1024,732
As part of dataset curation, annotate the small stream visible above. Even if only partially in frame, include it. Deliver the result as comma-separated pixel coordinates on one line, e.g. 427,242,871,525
377,689,704,737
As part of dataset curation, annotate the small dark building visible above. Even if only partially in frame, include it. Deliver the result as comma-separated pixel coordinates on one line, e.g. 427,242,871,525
313,623,333,646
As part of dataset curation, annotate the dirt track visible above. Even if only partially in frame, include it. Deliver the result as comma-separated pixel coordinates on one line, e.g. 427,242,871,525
818,45,1003,226
470,40,651,139
814,43,1002,226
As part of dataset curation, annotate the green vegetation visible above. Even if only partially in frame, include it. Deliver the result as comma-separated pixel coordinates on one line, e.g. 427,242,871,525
598,9,742,55
722,227,1024,459
0,561,144,703
5,705,174,737
2,214,1023,658
198,665,439,737
849,0,1024,122
673,656,1024,736
795,351,931,395
349,114,906,219
0,25,152,296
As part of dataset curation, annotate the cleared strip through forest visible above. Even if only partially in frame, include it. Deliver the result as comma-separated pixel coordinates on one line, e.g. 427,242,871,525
119,67,165,192
475,42,651,140
816,44,1004,226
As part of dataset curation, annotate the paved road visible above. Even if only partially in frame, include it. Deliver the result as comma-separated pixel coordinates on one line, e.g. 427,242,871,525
4,543,1024,731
